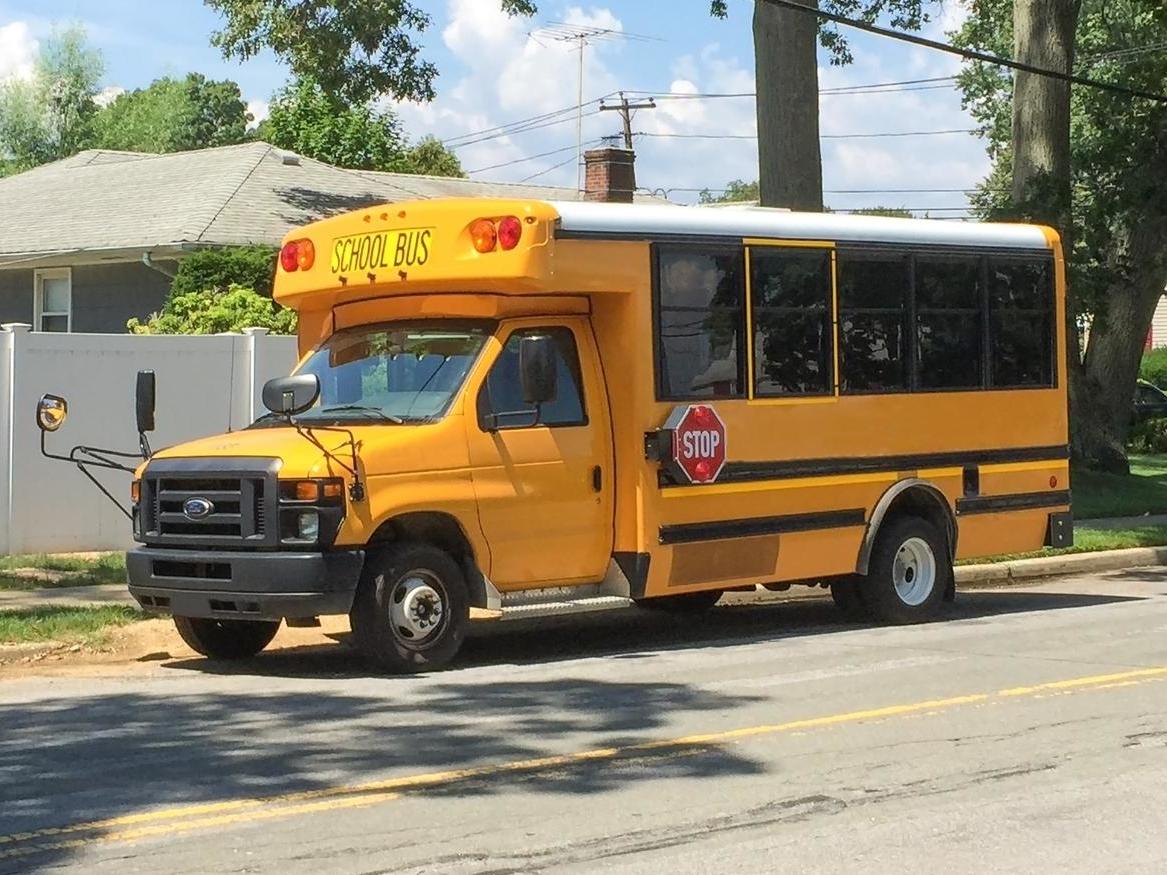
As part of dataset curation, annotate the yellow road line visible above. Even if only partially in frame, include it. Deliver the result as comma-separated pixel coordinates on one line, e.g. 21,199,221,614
3,663,1165,858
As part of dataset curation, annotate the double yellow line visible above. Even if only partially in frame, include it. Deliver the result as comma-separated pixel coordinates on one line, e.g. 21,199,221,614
3,663,1166,862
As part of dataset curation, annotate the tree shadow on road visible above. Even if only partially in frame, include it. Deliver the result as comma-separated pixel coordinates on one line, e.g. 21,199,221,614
0,675,763,872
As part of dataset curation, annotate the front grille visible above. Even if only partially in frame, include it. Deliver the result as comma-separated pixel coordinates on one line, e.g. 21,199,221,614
140,459,280,549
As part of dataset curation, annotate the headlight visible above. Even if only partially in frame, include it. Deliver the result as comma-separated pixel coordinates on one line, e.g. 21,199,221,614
297,512,319,541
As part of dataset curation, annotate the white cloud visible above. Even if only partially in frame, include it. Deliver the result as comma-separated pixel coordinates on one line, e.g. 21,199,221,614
246,98,270,129
0,21,38,81
93,85,124,107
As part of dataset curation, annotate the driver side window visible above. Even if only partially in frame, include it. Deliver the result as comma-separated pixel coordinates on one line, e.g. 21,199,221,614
478,327,587,430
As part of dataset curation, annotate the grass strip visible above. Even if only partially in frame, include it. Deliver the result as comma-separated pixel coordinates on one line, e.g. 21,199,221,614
0,605,146,645
0,553,125,591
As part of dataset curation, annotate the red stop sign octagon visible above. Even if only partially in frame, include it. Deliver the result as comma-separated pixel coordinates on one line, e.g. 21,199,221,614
669,404,728,484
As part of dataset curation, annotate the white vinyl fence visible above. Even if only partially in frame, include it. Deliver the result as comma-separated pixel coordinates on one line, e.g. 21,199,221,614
0,324,298,554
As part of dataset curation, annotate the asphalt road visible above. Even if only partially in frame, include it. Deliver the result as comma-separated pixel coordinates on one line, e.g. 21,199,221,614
3,567,1167,874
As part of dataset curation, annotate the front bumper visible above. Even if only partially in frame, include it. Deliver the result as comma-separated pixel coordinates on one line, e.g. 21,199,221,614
126,547,365,620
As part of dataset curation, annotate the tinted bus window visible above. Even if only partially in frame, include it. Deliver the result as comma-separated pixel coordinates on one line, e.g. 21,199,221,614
750,248,833,395
655,247,746,399
838,252,909,393
989,258,1054,387
916,256,982,389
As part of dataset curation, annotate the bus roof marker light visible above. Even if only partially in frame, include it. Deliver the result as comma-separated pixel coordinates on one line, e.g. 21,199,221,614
279,241,300,272
471,219,497,253
498,216,522,250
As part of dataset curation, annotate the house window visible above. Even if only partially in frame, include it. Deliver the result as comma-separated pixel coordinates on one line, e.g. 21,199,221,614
34,268,71,333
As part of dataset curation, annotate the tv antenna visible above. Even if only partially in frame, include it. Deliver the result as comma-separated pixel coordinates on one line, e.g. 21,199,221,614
531,22,662,189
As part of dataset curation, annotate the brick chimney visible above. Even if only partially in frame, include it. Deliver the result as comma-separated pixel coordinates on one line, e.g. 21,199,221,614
583,147,636,203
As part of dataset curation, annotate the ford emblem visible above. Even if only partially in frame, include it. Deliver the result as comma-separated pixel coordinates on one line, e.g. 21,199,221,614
183,497,215,520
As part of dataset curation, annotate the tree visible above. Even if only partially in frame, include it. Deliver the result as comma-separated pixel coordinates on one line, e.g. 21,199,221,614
699,179,760,203
259,77,463,176
955,0,1167,470
0,26,102,174
207,0,536,105
92,74,251,153
169,246,277,299
127,285,297,335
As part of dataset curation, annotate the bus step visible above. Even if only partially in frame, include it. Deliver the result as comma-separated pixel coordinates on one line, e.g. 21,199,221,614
499,595,632,620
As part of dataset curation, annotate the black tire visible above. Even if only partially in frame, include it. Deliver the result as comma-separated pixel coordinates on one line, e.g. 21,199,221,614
634,589,723,612
863,515,951,624
350,542,469,673
829,576,868,616
173,616,281,659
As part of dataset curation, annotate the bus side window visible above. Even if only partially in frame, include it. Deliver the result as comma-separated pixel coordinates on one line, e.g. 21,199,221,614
989,258,1054,388
837,252,910,393
750,248,833,396
479,327,587,430
654,246,746,400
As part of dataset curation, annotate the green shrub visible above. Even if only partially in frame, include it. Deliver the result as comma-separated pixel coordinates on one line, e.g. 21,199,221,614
1140,348,1167,389
170,246,277,299
1129,417,1167,454
127,284,297,335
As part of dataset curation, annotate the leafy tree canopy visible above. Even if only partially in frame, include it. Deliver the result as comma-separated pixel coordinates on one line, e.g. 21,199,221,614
0,25,102,175
207,0,536,105
93,74,251,153
169,246,278,299
258,77,463,176
128,285,296,335
699,179,759,204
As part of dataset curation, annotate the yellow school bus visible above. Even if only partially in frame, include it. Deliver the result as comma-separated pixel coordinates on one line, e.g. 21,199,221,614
49,198,1071,671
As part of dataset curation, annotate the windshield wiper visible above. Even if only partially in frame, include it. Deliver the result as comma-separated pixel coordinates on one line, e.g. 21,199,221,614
315,405,405,424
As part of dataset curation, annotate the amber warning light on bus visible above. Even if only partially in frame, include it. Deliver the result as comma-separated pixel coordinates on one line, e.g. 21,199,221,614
280,238,315,272
470,215,523,253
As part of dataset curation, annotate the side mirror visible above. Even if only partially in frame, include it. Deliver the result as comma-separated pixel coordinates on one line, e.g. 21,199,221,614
36,394,68,432
519,335,558,406
262,374,320,417
136,370,156,433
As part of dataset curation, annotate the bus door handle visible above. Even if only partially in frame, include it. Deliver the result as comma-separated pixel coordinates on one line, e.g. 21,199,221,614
592,465,603,492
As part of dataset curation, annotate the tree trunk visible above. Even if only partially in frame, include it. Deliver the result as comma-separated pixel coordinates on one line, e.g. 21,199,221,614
754,0,823,211
1074,221,1167,472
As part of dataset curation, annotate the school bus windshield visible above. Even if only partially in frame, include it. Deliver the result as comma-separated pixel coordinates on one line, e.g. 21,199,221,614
276,321,494,425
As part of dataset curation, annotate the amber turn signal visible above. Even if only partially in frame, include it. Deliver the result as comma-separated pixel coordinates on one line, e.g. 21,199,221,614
130,479,140,504
470,218,497,253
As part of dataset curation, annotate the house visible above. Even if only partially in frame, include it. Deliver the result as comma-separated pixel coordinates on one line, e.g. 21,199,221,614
0,142,650,333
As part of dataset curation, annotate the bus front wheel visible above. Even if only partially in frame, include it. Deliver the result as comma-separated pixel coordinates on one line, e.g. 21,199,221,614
173,616,280,659
350,542,469,673
863,515,950,624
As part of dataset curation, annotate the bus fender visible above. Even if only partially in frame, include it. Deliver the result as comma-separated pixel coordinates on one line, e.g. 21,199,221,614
856,479,956,576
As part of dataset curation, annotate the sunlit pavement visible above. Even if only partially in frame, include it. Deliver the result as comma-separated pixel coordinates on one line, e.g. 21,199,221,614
3,568,1167,874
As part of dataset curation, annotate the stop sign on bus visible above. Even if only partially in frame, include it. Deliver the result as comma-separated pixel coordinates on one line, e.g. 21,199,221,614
668,404,728,484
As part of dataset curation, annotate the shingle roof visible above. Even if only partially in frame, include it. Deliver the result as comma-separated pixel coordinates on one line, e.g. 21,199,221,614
0,141,657,263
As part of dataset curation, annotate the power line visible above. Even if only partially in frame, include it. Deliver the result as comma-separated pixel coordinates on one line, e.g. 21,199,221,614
758,0,1167,104
466,138,605,175
441,97,609,147
518,153,579,183
634,128,977,141
447,108,604,149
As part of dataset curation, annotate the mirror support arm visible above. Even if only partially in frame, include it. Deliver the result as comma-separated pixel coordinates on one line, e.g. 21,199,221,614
39,432,138,520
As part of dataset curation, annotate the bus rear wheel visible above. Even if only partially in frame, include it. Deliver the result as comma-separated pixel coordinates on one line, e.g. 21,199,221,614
173,616,280,659
350,542,469,673
863,515,950,624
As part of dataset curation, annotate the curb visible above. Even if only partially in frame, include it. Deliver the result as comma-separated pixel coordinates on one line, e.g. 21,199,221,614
956,546,1167,587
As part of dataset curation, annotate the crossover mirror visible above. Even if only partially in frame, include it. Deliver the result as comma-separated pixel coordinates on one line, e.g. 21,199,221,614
262,374,321,417
36,394,68,432
136,370,156,434
519,335,558,406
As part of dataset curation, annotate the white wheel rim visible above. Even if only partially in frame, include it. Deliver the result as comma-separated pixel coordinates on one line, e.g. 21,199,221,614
892,537,936,607
389,572,445,643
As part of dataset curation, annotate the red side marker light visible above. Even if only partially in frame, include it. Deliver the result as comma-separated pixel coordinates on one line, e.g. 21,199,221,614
280,241,300,272
498,215,522,250
1050,476,1058,489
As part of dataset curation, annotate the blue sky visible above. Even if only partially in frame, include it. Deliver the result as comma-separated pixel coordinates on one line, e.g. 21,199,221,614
0,1,986,212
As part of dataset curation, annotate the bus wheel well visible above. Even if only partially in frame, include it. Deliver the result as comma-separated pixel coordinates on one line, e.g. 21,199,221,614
366,512,495,609
368,512,475,565
858,481,956,586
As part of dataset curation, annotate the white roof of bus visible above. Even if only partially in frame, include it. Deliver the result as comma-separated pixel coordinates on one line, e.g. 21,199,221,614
551,202,1053,251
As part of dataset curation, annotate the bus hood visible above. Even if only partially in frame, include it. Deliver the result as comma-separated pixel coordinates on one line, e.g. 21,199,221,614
146,422,454,480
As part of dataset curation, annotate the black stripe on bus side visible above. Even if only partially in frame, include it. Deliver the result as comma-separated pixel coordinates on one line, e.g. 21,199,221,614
659,508,867,546
659,444,1070,487
955,490,1071,516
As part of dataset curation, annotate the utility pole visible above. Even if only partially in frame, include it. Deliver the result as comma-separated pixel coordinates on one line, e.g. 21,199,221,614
599,92,656,150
